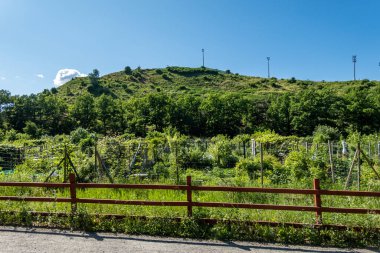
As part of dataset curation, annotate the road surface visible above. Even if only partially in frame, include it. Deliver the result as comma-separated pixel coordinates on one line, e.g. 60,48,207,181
0,226,378,253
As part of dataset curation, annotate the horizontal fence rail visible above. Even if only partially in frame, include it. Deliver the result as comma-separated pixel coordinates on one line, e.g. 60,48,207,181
0,173,379,226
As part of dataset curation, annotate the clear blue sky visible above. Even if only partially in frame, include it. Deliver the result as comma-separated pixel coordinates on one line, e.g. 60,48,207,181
1,0,380,95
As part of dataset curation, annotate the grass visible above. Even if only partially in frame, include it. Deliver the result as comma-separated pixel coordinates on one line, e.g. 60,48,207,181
0,171,379,247
0,174,378,228
56,66,380,103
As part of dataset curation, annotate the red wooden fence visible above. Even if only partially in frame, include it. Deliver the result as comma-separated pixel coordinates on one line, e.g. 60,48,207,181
0,173,379,226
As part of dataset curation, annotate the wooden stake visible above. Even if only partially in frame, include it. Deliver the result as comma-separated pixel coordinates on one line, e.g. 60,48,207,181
63,145,68,182
368,142,371,158
94,144,98,176
360,149,380,180
357,142,361,191
345,148,358,189
260,142,264,188
251,139,256,158
328,140,335,183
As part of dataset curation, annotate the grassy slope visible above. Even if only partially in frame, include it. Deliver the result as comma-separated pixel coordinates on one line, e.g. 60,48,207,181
56,66,377,103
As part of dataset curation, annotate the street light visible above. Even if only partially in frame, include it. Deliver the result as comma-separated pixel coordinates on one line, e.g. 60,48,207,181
202,49,205,68
352,55,357,81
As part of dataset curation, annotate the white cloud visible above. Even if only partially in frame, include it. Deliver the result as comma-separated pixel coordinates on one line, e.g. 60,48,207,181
36,74,44,79
53,69,86,86
0,76,5,81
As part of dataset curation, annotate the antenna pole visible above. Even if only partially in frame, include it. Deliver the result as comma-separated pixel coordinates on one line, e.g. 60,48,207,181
266,57,270,78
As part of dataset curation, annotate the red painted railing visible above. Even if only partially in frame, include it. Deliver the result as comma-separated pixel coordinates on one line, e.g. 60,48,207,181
0,173,379,225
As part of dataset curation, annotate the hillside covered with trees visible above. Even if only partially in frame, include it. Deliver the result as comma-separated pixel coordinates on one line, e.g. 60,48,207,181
0,66,379,140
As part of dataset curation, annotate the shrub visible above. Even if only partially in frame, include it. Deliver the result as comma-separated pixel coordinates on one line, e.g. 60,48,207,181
162,74,171,80
284,151,311,180
235,158,260,180
289,77,296,83
70,127,90,144
208,135,237,168
183,147,212,169
313,125,340,143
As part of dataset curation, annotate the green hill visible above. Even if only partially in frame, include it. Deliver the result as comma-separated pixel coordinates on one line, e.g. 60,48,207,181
57,66,364,101
1,66,380,139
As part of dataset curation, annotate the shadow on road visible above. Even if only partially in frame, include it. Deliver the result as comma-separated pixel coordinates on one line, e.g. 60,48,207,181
0,227,378,253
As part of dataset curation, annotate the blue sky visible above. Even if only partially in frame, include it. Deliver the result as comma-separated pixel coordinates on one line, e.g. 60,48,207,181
1,0,380,95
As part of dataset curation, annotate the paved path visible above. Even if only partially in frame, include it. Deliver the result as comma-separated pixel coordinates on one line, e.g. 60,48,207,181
0,226,378,253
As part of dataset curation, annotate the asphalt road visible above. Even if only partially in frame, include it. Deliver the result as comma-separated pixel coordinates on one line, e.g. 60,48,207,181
0,226,378,253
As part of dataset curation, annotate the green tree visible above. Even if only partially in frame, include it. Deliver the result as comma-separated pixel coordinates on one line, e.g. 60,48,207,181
267,93,292,135
200,94,244,136
71,94,97,130
96,95,125,134
345,88,379,133
88,69,100,87
169,95,204,136
124,66,132,75
23,121,41,138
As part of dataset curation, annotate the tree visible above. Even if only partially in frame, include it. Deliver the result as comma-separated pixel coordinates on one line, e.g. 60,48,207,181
267,94,292,135
36,93,71,135
289,89,341,136
23,121,41,138
124,66,132,75
88,69,100,87
345,88,380,134
169,95,204,136
200,94,244,136
0,90,12,129
71,94,97,130
6,94,38,131
95,95,125,134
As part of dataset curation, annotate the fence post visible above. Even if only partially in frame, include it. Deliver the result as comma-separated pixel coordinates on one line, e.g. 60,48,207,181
313,179,322,225
69,173,77,215
187,175,192,217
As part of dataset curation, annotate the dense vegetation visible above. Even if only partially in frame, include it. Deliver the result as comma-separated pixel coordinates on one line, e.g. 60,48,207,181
1,66,380,140
0,66,380,247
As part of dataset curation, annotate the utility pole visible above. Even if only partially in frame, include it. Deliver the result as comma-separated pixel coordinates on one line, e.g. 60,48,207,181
202,48,205,68
352,55,357,81
266,57,270,78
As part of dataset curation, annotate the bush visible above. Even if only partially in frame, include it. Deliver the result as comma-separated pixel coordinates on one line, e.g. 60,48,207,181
183,147,212,169
289,77,296,83
70,127,90,144
235,158,260,180
208,135,237,168
313,125,340,143
162,74,171,80
284,151,311,180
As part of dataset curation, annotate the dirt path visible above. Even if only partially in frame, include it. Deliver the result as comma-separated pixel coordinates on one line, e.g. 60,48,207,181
0,226,378,253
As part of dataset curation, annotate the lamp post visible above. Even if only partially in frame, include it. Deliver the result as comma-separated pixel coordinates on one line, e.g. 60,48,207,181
202,49,205,68
352,55,357,81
